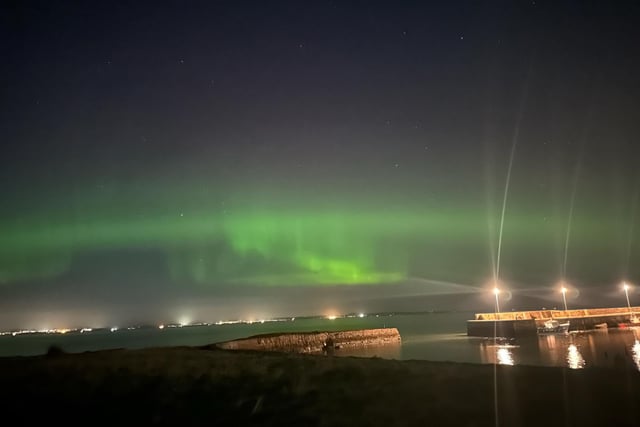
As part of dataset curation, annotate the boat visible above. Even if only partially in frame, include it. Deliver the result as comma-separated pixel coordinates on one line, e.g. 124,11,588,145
537,319,570,335
618,314,640,328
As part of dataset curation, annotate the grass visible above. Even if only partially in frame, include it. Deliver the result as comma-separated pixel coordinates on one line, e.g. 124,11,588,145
1,345,639,426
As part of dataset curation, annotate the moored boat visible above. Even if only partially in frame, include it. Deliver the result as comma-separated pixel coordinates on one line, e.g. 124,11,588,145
618,314,640,328
537,319,570,335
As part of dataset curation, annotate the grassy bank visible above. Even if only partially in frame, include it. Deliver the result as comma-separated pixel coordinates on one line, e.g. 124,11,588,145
1,346,639,426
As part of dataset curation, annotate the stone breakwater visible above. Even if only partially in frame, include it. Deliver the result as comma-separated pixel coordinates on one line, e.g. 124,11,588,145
217,328,401,354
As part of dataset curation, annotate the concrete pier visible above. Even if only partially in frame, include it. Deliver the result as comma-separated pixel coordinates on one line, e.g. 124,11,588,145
467,306,640,338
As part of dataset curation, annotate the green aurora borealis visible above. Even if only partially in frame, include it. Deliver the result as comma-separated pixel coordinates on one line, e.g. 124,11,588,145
2,175,638,288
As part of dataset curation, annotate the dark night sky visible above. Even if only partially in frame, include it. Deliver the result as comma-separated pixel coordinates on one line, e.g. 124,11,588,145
1,1,640,328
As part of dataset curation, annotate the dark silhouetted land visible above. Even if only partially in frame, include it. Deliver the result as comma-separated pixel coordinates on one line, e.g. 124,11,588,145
1,345,639,426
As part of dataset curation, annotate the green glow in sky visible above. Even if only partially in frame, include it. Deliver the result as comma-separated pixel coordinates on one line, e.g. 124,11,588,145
1,184,635,288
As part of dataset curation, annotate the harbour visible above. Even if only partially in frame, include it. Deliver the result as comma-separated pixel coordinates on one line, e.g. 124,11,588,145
467,306,640,338
1,311,639,371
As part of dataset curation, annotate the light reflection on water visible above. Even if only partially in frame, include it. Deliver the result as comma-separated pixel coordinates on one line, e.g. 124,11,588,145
449,322,640,370
515,327,640,370
496,346,515,366
632,340,640,370
567,344,585,369
477,340,518,365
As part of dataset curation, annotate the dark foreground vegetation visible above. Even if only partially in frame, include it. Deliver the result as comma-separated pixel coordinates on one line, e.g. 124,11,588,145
1,345,639,426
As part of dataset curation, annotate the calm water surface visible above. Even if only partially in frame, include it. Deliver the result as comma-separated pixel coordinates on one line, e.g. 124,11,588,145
2,312,639,371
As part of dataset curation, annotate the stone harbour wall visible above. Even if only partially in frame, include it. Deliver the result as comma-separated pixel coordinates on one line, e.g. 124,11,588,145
217,328,401,354
474,306,640,321
468,306,640,337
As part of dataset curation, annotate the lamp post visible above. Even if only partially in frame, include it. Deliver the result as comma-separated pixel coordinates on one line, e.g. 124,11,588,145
623,282,632,315
493,287,501,314
561,286,568,312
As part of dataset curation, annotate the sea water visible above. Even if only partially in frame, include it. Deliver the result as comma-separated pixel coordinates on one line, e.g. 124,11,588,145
1,311,639,371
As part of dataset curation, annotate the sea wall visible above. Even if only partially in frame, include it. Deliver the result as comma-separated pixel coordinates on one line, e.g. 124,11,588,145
467,319,537,338
217,328,401,354
467,306,640,337
473,306,640,321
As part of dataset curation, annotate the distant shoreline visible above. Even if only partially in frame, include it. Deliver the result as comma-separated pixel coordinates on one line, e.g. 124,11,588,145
0,309,467,336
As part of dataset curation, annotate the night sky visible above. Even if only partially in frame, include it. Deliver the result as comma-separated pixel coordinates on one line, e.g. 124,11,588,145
2,1,640,328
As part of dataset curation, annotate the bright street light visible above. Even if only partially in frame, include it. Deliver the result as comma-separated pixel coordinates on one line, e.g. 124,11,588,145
493,287,501,314
560,286,568,311
623,282,632,314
